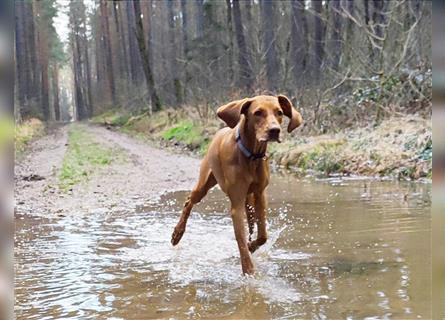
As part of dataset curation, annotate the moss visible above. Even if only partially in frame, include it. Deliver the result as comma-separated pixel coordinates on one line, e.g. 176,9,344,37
59,124,116,191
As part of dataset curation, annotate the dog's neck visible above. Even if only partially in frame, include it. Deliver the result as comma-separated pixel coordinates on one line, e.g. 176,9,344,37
239,117,267,158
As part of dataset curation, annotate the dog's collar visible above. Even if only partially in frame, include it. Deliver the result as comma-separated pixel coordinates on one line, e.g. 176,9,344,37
235,127,266,160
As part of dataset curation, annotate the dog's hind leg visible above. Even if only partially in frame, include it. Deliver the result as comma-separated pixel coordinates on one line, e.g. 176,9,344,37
245,193,256,242
171,161,216,246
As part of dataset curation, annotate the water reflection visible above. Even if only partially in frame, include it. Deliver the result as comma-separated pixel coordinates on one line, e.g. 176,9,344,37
15,176,431,319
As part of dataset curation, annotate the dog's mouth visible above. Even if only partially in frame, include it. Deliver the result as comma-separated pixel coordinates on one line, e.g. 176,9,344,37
259,136,282,143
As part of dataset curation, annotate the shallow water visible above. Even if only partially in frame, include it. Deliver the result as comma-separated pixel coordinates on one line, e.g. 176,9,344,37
15,175,431,319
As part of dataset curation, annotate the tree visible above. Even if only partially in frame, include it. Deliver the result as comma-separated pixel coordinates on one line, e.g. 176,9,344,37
330,0,342,70
15,0,28,115
167,0,183,105
99,0,116,105
232,0,253,91
312,0,325,80
133,0,161,111
225,0,234,83
291,0,307,85
260,0,280,91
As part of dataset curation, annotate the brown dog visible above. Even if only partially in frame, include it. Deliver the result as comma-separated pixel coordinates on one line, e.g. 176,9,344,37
171,95,303,274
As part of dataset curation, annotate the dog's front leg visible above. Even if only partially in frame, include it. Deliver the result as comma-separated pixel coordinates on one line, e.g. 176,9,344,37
229,192,255,275
248,191,267,253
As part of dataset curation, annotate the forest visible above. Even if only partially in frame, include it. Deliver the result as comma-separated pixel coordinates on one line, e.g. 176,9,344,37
15,0,431,131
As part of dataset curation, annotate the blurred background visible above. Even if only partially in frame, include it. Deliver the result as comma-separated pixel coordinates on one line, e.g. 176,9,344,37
433,1,445,319
0,0,13,318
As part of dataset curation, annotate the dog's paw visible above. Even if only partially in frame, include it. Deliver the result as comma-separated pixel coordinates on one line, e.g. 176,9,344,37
171,227,185,246
248,241,258,253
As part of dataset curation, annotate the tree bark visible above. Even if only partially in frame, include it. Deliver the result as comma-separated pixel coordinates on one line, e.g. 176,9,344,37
167,0,182,105
133,0,161,111
52,64,60,121
330,0,342,70
291,0,307,85
195,0,204,39
100,0,116,105
225,0,234,83
260,0,280,91
181,0,191,99
112,1,125,81
15,1,27,113
232,0,253,91
312,0,324,80
126,0,141,85
35,1,50,120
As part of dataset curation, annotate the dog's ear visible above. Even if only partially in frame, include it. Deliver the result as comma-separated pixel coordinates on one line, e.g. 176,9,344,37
216,98,253,128
277,95,303,133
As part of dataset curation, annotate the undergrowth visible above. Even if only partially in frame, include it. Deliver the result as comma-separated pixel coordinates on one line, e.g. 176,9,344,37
91,108,431,180
15,118,45,156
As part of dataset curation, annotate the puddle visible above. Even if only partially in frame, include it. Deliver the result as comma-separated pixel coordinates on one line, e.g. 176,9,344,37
15,176,431,319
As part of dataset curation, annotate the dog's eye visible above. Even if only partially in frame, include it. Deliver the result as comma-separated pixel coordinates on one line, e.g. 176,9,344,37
277,110,283,116
254,110,263,117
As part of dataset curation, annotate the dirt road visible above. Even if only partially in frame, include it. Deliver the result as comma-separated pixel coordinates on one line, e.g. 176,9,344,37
14,123,200,216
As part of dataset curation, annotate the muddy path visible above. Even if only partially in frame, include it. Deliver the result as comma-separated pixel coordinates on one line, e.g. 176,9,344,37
14,123,200,216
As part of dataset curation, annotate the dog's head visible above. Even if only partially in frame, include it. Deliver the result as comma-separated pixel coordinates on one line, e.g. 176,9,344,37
216,95,303,142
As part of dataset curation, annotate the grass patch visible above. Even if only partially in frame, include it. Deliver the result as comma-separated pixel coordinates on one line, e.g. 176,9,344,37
59,124,114,190
15,118,45,155
161,120,209,151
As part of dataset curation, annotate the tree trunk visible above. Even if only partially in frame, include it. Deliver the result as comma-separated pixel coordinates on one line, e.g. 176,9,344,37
167,0,182,105
232,0,253,91
133,0,161,111
117,1,130,82
312,0,324,80
126,0,141,85
15,1,27,114
100,0,116,105
260,0,280,91
25,1,40,108
330,0,342,70
181,0,190,101
291,0,306,85
36,1,50,120
112,1,125,82
225,0,234,83
84,39,94,117
372,0,386,38
52,64,60,121
195,0,204,39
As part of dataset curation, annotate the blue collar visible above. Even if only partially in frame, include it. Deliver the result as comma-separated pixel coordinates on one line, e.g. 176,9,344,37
235,127,266,160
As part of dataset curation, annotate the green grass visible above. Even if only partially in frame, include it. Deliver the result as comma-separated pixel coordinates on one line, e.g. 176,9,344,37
161,120,208,151
59,124,114,190
15,118,45,155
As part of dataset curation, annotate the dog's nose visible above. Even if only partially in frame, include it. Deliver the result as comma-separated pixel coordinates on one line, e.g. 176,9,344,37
268,127,281,140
